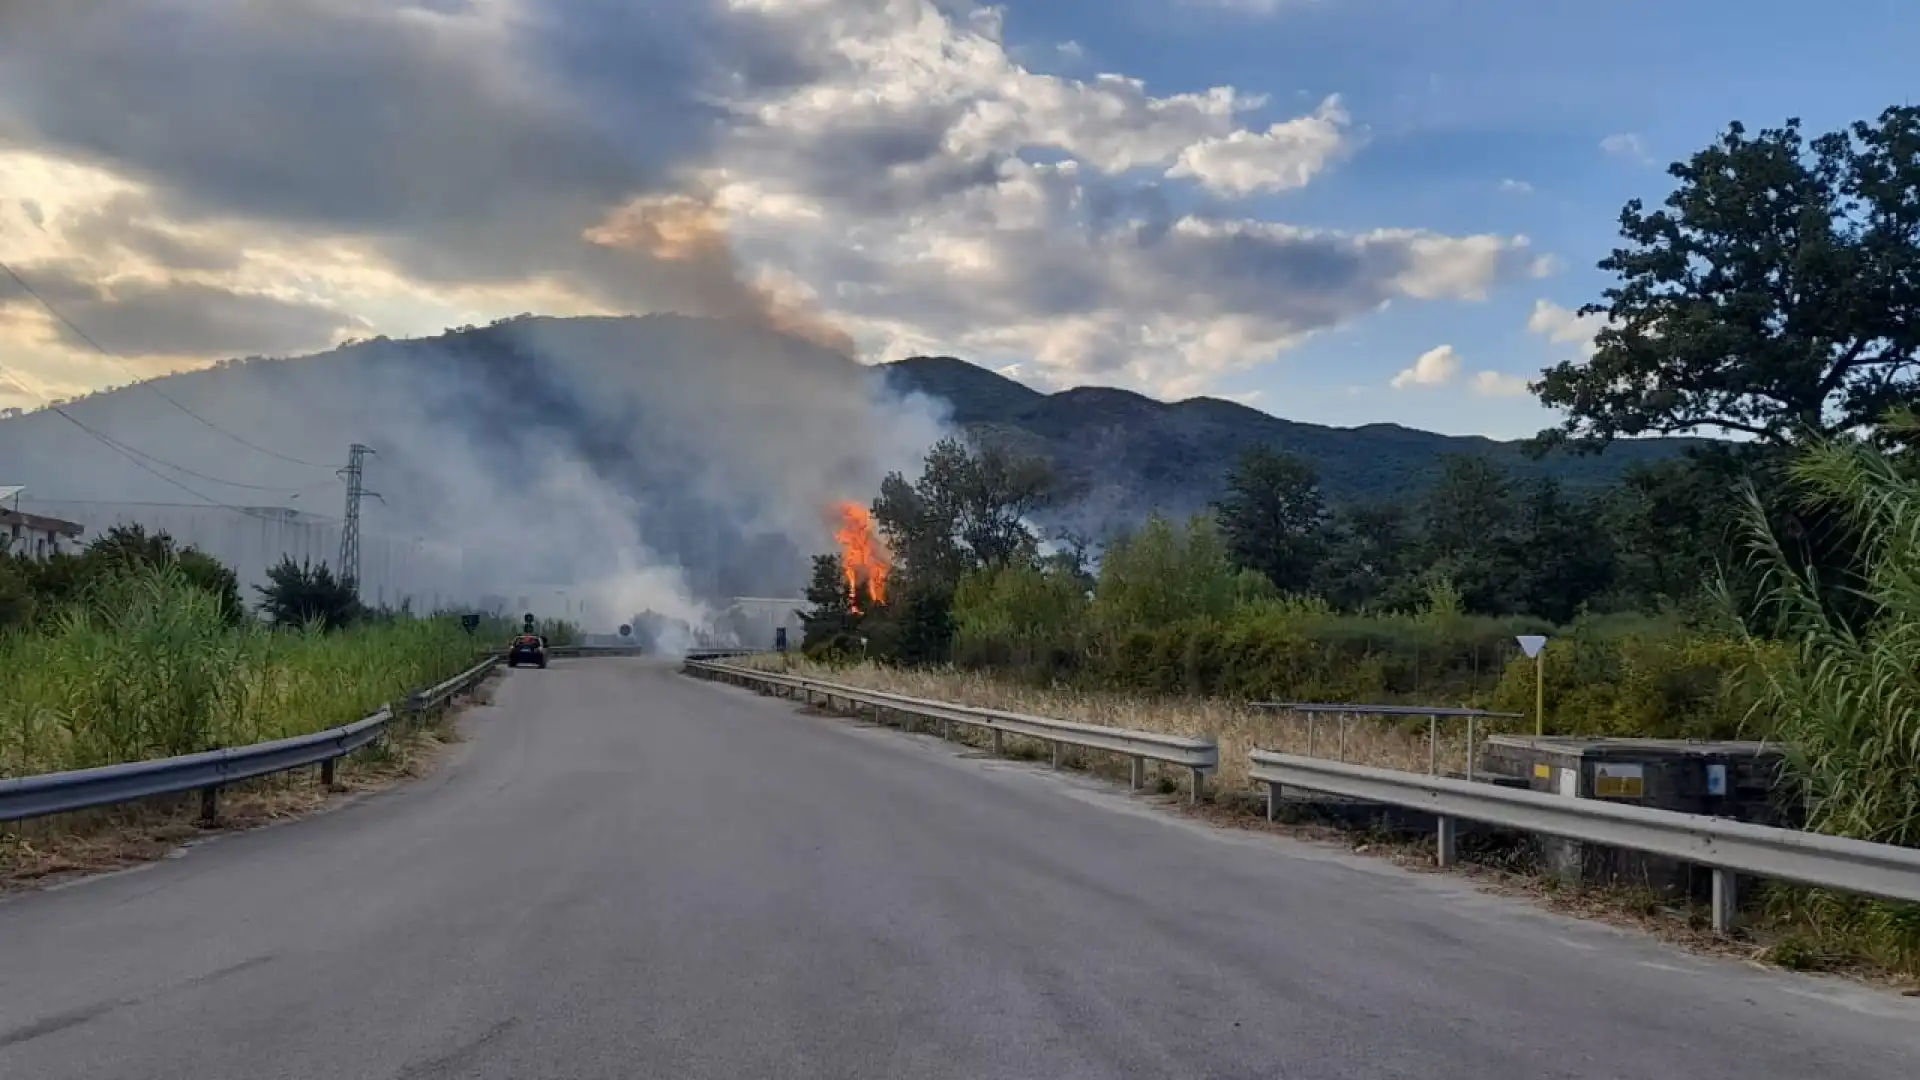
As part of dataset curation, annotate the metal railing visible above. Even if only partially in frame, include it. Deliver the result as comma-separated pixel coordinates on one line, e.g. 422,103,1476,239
1249,750,1920,932
0,657,499,826
476,644,649,660
685,661,1219,801
1256,701,1526,780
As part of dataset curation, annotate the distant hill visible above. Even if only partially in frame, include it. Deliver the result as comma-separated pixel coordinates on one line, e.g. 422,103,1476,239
879,355,1711,534
0,316,1710,602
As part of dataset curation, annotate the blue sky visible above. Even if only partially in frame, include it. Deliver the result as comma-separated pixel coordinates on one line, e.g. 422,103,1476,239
999,0,1917,436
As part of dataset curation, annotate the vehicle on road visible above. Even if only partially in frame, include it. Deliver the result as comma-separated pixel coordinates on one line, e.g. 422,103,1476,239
506,633,548,669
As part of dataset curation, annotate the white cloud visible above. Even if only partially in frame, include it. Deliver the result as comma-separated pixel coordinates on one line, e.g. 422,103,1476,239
1498,178,1534,194
1165,95,1352,196
0,0,1537,403
1527,298,1605,360
1600,132,1651,163
1471,370,1531,397
1055,40,1084,59
1392,344,1462,389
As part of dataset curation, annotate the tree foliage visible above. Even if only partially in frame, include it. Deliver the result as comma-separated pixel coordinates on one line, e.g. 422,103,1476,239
255,556,361,632
1537,107,1920,448
799,553,862,656
872,436,1053,593
1,524,244,632
1214,446,1325,594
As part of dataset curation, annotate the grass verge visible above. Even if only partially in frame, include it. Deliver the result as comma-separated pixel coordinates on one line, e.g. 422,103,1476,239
0,675,495,892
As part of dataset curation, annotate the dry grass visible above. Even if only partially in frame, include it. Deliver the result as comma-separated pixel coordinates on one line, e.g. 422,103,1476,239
757,656,1492,794
0,680,490,892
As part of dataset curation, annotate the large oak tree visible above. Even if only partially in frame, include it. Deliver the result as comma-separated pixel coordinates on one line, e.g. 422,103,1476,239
1537,107,1919,449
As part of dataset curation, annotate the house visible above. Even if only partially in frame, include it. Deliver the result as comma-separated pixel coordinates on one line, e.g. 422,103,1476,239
1,485,84,559
0,506,85,560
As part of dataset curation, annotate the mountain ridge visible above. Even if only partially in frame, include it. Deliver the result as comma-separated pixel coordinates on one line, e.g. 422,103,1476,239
876,353,1706,532
0,315,1707,563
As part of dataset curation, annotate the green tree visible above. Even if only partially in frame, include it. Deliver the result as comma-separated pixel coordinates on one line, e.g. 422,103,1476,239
1311,501,1423,612
799,553,861,655
1214,446,1326,593
1537,107,1920,449
1602,457,1742,607
1090,514,1239,637
952,562,1088,674
872,437,1053,592
1513,478,1615,624
87,524,244,625
0,556,35,631
1417,456,1521,615
255,556,361,631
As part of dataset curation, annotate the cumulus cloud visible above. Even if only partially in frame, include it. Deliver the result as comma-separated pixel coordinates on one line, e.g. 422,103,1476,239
1393,344,1534,398
1471,370,1532,397
0,0,1541,405
1528,298,1605,359
1165,95,1352,196
1498,178,1534,195
1392,344,1462,389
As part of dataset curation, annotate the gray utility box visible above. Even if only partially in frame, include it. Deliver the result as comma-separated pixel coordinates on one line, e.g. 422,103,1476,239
1478,736,1791,898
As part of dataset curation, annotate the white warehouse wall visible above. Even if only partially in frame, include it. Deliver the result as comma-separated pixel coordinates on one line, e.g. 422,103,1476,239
17,499,468,614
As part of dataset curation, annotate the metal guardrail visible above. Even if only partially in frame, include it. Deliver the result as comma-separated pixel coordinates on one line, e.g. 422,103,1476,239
683,648,761,661
685,661,1219,801
0,657,499,825
476,644,649,660
1250,750,1920,932
1256,701,1527,781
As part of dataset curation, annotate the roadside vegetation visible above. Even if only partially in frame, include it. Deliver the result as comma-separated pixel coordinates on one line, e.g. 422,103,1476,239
793,107,1920,977
0,530,494,780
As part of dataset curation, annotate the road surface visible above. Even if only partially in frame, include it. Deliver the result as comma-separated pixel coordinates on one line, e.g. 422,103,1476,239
2,659,1916,1079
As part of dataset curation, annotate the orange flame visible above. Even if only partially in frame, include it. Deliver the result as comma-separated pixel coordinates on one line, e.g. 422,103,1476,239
834,501,890,611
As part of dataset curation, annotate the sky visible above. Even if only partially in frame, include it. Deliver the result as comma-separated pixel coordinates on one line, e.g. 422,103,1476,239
0,0,1913,441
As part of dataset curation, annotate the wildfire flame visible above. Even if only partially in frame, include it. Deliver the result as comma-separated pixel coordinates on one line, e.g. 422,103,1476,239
834,501,890,612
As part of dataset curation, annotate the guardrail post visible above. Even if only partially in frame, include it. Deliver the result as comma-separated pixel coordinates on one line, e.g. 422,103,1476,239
1050,741,1062,769
198,785,220,825
942,717,952,741
992,729,1004,756
1189,768,1206,805
1711,869,1738,934
1435,815,1458,867
320,757,337,789
1265,779,1281,821
1130,756,1145,791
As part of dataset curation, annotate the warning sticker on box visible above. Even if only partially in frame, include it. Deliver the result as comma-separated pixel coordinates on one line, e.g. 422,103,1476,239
1594,763,1645,799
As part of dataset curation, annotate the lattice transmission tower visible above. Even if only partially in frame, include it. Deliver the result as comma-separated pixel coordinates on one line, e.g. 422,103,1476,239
337,443,378,598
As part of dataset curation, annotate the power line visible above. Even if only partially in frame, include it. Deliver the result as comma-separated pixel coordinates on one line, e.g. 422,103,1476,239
0,365,313,524
0,360,331,493
0,259,337,470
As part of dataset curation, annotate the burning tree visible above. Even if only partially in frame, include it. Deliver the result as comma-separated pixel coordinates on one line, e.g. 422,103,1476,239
834,501,890,612
800,552,864,657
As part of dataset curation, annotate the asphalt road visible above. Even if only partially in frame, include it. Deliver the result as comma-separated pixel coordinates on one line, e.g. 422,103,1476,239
2,659,1916,1079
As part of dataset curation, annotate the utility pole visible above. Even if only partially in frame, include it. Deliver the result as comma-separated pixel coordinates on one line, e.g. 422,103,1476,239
338,443,378,599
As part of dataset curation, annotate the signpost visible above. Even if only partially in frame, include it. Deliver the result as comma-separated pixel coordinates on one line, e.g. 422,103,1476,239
1516,634,1548,736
